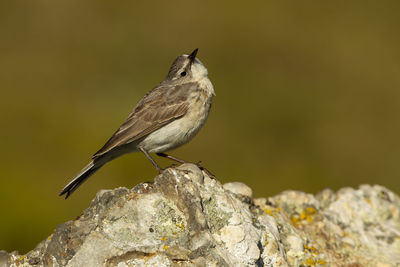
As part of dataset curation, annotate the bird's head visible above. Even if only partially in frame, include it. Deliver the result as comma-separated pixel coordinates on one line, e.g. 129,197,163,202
165,48,208,82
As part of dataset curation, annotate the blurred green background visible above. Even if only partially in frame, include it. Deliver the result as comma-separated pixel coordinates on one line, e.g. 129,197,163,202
1,1,400,254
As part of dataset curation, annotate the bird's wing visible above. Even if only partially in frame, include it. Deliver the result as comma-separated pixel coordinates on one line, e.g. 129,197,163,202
93,83,196,158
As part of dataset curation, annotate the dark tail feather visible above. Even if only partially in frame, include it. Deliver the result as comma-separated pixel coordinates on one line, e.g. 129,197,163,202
59,161,102,199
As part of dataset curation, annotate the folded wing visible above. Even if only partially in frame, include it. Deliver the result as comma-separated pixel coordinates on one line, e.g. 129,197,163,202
93,83,196,158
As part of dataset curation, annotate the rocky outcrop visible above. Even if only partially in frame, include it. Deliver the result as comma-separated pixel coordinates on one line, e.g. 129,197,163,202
2,164,400,266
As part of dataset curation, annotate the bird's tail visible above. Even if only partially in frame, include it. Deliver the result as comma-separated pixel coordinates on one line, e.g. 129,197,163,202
59,161,103,199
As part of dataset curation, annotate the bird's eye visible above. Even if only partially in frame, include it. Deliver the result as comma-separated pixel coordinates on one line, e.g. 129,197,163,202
180,71,187,77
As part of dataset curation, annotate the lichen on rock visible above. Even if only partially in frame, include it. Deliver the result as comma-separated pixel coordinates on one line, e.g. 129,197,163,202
2,164,400,266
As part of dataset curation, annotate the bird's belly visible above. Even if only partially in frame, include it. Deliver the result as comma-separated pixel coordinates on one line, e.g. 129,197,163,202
139,100,211,153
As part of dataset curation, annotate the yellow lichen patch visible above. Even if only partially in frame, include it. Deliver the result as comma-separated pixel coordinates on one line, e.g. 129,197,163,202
317,259,327,265
305,257,315,265
264,233,269,246
306,206,316,214
291,215,301,227
160,237,167,241
163,245,169,250
294,206,318,226
266,209,275,216
263,207,280,217
304,244,319,255
310,246,319,255
365,198,371,205
300,210,307,220
17,255,26,262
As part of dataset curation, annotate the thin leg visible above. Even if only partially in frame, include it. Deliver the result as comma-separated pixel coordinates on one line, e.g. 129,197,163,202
156,153,186,164
156,152,216,178
139,147,163,173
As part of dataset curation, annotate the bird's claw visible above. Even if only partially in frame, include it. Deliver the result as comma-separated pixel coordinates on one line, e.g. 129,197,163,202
195,161,216,179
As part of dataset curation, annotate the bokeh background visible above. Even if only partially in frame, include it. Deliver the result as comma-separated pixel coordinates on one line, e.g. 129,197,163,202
1,1,400,253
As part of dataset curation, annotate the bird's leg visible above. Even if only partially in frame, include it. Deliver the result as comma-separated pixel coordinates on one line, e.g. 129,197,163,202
138,147,163,173
156,153,216,178
156,153,186,164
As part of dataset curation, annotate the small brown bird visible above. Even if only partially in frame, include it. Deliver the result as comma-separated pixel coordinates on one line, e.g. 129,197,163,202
59,49,215,198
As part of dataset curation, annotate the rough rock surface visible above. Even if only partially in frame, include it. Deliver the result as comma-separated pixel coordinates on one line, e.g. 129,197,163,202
2,163,400,267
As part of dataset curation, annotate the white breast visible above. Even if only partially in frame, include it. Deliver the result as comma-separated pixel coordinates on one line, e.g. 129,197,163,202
139,77,214,153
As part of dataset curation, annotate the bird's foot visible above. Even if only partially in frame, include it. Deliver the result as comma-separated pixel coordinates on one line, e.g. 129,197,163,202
195,161,216,179
168,163,179,169
156,166,165,174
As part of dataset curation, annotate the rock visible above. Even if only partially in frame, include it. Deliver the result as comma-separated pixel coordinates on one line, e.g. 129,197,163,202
223,182,253,198
0,250,9,267
3,163,400,266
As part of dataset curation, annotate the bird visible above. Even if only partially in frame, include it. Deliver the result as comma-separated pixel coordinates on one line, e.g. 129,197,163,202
59,48,215,199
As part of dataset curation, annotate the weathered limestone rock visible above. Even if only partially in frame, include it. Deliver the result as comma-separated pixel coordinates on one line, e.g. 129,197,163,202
2,164,400,266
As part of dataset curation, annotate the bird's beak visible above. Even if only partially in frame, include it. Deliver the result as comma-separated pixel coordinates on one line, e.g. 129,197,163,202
188,48,198,64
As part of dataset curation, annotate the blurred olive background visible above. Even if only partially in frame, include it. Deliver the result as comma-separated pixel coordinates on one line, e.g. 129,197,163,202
1,0,400,253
